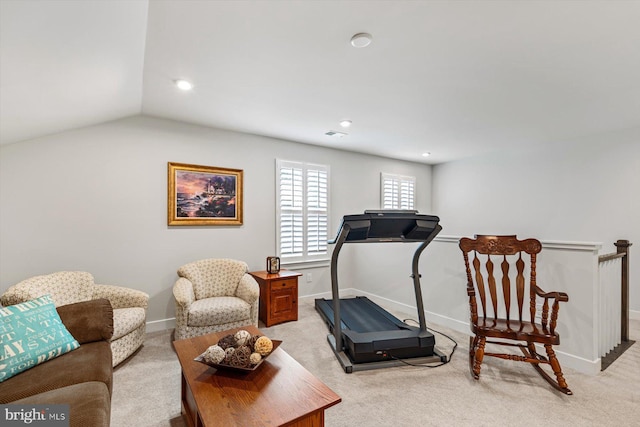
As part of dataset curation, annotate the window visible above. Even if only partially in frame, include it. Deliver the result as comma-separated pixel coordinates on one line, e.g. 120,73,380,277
381,173,415,209
276,160,330,265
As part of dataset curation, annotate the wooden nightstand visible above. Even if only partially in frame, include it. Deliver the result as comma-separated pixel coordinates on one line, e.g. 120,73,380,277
249,270,302,327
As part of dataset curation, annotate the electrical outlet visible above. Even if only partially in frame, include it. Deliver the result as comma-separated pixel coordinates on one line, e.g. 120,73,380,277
306,273,313,283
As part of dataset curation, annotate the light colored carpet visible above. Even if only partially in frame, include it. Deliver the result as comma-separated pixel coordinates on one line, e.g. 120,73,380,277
112,299,640,426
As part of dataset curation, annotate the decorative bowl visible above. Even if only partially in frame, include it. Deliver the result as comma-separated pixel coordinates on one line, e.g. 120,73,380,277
195,340,282,373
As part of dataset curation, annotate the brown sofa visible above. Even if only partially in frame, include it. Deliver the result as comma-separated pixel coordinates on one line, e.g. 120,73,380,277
0,298,114,427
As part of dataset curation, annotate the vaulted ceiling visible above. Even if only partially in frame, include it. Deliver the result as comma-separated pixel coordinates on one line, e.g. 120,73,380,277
1,0,639,164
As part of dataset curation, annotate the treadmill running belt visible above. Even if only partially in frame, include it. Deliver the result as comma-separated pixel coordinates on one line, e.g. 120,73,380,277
318,297,412,333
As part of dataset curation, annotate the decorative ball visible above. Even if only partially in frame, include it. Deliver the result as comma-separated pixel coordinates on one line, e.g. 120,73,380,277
236,345,251,360
229,345,251,368
247,334,261,349
254,336,273,356
217,334,236,350
249,352,262,365
203,345,225,364
234,329,252,346
223,347,235,363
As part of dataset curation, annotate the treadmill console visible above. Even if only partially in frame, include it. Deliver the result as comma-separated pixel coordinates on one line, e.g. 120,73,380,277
330,210,440,243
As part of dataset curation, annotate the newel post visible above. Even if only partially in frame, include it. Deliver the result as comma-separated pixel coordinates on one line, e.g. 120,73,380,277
614,240,631,342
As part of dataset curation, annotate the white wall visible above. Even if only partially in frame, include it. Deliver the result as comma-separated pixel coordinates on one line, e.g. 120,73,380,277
2,114,635,372
0,115,432,326
431,127,640,314
419,128,640,372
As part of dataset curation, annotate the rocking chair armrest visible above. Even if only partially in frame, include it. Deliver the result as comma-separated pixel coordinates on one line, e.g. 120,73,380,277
536,288,569,303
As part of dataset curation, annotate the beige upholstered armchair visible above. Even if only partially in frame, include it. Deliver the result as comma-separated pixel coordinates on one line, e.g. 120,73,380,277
173,258,260,340
0,271,149,367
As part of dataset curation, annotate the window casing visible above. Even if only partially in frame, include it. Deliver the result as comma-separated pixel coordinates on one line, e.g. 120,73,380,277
381,173,415,210
276,160,329,265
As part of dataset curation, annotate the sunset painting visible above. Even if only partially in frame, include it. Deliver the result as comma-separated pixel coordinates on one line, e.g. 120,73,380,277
168,163,243,226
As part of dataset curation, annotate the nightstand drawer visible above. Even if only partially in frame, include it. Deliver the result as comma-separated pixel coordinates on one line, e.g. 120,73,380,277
271,278,296,290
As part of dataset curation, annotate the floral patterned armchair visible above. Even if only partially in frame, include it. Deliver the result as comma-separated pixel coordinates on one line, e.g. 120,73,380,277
1,271,149,367
173,258,259,340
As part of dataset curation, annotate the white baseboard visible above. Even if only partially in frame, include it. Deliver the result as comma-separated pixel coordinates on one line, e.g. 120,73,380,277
555,350,601,376
300,288,359,300
148,291,618,375
145,307,640,332
143,290,356,334
303,288,601,375
146,317,175,333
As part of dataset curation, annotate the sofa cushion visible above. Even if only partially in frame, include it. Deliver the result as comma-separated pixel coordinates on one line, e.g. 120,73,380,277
57,299,114,344
0,340,112,403
0,295,80,383
12,381,110,427
187,296,251,327
112,307,146,340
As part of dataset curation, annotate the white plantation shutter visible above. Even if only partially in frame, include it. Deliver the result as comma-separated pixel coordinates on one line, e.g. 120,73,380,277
277,160,330,263
279,166,303,257
381,173,415,210
306,168,328,255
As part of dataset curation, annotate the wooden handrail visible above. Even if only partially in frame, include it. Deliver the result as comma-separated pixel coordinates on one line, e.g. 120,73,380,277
598,252,625,263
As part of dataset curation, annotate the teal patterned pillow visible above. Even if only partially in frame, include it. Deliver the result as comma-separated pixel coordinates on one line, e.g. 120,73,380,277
0,294,80,382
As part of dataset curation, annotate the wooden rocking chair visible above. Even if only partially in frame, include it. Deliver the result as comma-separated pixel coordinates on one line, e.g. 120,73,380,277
459,235,572,394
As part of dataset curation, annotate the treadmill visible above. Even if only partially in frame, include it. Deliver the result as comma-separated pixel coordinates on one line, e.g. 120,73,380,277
315,210,446,373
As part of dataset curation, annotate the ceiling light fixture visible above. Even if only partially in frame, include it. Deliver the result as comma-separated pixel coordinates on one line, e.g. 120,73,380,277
422,152,431,157
175,79,194,91
350,33,372,48
339,120,352,128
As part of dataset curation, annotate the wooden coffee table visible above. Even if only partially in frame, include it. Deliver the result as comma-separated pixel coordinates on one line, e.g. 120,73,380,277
173,325,341,427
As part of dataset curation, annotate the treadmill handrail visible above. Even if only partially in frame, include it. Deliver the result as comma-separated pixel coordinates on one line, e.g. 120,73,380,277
330,222,351,353
411,224,443,331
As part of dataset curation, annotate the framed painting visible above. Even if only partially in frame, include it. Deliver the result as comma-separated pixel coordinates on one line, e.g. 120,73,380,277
168,162,243,226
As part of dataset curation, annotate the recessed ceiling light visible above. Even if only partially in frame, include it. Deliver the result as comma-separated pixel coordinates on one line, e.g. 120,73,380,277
325,130,348,138
422,152,431,157
339,120,352,128
350,33,372,48
175,79,194,91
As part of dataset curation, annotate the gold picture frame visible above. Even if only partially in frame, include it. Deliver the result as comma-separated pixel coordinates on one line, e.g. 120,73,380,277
168,162,243,226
